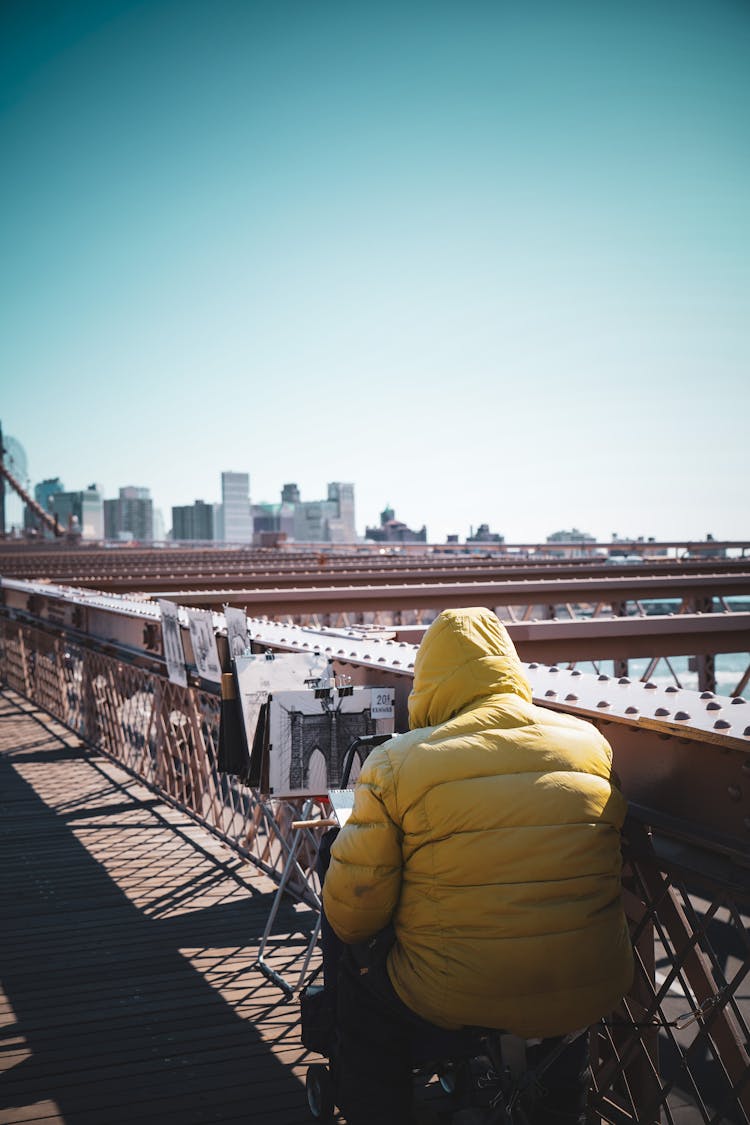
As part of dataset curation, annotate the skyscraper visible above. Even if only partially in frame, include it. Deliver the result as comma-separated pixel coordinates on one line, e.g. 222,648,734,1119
49,485,104,540
172,500,215,541
104,486,153,541
221,472,252,543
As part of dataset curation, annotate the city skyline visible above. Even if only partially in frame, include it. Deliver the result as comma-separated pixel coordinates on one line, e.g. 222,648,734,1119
1,443,741,545
2,2,748,545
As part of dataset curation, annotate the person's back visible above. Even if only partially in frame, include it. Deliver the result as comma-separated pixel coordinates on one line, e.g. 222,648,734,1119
322,607,633,1122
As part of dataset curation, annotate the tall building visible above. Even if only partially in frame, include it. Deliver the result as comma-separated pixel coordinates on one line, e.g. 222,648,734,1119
326,482,356,542
104,486,154,541
49,485,104,540
275,481,357,543
24,477,65,536
221,472,252,543
172,500,215,541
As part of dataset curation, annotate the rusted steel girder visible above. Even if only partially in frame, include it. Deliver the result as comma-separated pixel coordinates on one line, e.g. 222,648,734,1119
3,553,750,590
150,572,750,616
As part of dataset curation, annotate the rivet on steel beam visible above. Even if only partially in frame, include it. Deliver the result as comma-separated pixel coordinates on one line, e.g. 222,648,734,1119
550,666,559,673
655,708,670,717
571,669,582,676
597,700,611,708
731,696,747,705
626,706,639,714
598,674,610,682
545,689,557,697
528,662,539,669
665,685,679,693
407,662,415,669
714,719,731,730
618,677,631,684
700,691,715,699
644,682,657,690
565,693,578,701
744,726,750,738
674,711,690,721
706,701,722,711
378,657,386,663
727,785,741,801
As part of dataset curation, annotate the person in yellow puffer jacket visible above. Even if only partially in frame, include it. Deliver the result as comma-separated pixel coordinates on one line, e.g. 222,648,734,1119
322,606,633,1125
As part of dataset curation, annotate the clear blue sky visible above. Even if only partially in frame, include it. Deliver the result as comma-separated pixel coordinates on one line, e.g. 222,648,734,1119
2,0,748,543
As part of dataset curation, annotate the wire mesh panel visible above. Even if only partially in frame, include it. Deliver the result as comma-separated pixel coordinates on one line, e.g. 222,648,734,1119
0,617,315,889
591,817,750,1124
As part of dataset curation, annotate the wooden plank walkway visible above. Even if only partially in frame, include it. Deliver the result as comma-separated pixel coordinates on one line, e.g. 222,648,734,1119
0,689,327,1125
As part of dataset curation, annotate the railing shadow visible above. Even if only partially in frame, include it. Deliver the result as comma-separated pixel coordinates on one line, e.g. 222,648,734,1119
0,739,314,1125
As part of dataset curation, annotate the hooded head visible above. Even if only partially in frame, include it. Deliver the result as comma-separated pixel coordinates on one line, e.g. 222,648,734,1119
407,607,532,730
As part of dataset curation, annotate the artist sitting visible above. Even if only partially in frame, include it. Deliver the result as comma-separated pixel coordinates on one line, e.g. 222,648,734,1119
322,607,633,1125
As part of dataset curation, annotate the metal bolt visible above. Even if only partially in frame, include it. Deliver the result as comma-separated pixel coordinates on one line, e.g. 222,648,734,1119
655,708,670,716
626,706,639,714
545,689,557,697
565,693,578,701
731,696,747,705
706,701,722,711
571,669,583,677
714,719,731,730
618,677,631,684
745,726,750,738
674,711,691,721
528,662,539,669
550,666,559,673
700,691,715,699
644,682,657,690
665,685,679,693
598,674,610,681
597,700,611,708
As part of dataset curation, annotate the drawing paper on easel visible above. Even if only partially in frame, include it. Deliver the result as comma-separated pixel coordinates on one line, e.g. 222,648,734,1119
267,687,377,797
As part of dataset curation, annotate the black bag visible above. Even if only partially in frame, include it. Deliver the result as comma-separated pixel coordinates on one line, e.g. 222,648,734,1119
300,983,337,1056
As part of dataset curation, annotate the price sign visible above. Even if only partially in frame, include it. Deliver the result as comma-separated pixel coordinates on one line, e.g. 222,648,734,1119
370,688,394,719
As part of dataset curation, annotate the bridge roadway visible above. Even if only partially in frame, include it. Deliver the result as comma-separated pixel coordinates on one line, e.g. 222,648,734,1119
0,692,335,1125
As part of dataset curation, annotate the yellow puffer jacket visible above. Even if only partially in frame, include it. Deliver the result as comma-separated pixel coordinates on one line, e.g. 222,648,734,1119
323,607,633,1037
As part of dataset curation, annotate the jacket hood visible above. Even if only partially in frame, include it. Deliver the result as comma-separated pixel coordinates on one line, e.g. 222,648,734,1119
408,607,532,729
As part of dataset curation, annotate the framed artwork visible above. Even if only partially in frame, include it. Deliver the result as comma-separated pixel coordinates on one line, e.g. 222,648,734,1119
158,599,187,687
186,609,222,684
224,605,249,658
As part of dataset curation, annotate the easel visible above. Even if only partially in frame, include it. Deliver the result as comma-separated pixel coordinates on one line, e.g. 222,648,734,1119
255,795,336,996
255,733,393,997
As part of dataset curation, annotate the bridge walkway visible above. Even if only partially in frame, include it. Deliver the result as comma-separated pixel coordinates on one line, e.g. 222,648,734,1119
0,691,331,1125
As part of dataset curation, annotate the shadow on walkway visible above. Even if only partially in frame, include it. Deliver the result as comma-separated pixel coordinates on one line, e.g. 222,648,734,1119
0,704,316,1125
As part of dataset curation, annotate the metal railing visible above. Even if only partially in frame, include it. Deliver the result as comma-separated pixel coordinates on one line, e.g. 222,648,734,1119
0,601,748,1124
